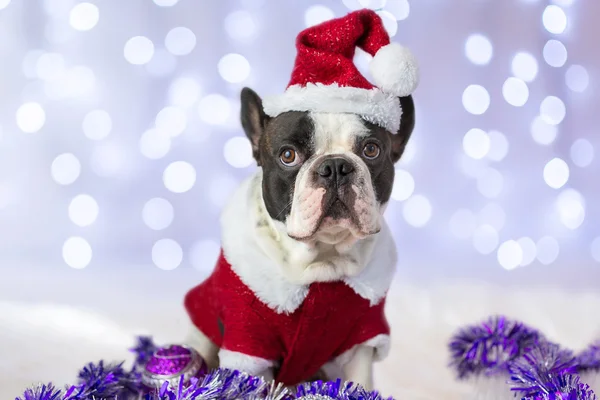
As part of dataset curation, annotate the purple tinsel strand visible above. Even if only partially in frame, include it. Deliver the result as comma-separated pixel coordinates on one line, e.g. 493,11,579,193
16,383,63,400
448,315,543,379
508,341,588,399
143,368,290,400
64,361,141,400
131,336,159,367
577,341,600,373
295,379,393,400
516,374,596,400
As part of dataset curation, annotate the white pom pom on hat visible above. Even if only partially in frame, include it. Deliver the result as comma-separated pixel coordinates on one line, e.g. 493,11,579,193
370,42,420,98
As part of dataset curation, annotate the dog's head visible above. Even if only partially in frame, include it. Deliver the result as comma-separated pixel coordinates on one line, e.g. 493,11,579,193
240,87,415,244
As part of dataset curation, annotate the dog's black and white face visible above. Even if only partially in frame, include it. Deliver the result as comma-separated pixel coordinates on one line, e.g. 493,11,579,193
240,88,415,244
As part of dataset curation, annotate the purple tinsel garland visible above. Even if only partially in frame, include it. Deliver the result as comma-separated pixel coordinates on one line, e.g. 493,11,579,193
449,316,600,400
16,337,391,400
17,316,600,400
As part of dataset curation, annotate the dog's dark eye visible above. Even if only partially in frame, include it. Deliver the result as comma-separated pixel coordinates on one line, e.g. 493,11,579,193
280,148,299,166
362,143,380,159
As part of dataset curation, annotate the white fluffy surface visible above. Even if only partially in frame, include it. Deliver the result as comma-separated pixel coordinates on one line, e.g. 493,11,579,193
369,42,419,97
2,280,600,399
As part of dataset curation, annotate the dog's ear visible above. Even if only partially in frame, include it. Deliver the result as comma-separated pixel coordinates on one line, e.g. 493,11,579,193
240,87,270,166
390,95,415,163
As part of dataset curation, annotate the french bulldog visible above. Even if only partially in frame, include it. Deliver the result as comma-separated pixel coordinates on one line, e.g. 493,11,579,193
184,87,416,389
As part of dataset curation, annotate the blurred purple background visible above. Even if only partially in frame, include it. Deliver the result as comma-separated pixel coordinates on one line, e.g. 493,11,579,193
0,0,599,305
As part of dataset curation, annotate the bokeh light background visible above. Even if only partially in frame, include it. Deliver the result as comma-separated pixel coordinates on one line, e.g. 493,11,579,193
0,0,599,394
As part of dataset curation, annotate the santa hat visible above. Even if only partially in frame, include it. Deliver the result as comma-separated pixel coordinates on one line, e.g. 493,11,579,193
262,9,419,133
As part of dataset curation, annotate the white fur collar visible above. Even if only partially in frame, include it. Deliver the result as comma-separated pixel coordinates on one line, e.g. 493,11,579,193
220,172,397,314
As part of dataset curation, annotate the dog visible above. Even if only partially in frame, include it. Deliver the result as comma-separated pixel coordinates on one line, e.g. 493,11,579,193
184,87,416,389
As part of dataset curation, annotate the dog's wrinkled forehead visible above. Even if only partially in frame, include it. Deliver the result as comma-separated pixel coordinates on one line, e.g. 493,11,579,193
310,113,371,154
265,112,375,157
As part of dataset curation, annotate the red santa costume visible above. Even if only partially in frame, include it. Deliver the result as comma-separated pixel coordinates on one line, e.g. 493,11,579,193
185,9,418,386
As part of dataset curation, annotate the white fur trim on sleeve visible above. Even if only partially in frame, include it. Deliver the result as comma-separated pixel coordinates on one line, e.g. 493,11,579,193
334,334,391,367
369,42,419,97
262,83,402,133
218,349,277,376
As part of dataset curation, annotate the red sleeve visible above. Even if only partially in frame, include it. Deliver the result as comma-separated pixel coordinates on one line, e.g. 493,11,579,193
337,298,390,358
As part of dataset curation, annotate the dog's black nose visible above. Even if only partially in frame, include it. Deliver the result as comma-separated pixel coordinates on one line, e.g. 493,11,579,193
317,157,355,186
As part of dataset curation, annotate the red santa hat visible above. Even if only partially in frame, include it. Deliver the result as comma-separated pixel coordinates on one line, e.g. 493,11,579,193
263,9,419,133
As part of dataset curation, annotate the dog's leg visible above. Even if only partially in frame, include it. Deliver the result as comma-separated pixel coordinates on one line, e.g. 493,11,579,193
184,324,219,369
341,345,375,390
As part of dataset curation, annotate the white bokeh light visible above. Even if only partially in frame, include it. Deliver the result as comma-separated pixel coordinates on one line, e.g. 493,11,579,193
540,96,566,125
190,239,221,273
556,189,585,230
378,11,398,37
36,52,65,81
218,53,251,84
486,130,509,162
591,238,600,263
223,136,254,168
145,49,177,77
304,5,335,27
536,236,560,265
472,224,499,255
465,34,493,65
497,240,523,271
543,5,567,34
142,198,174,231
51,153,81,185
198,94,231,125
391,169,415,201
124,36,154,65
570,138,594,167
449,209,477,239
463,128,490,160
225,10,258,41
168,77,200,108
0,0,11,10
518,237,537,267
502,77,529,107
165,27,196,56
477,168,504,199
140,129,171,160
543,158,569,189
543,40,567,67
385,0,410,20
479,203,506,231
69,2,99,31
402,195,432,228
462,85,490,115
156,106,187,137
163,161,196,193
152,239,183,271
63,237,92,269
16,102,46,133
565,65,589,93
531,116,558,145
511,52,538,82
82,110,112,140
90,142,129,177
69,194,99,227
